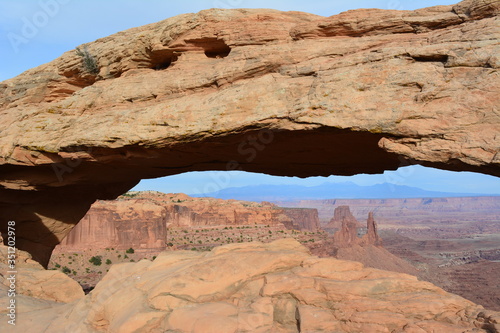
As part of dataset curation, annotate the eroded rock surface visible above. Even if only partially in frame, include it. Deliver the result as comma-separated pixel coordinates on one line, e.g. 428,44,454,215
5,239,500,333
0,235,84,309
0,0,498,264
55,192,319,251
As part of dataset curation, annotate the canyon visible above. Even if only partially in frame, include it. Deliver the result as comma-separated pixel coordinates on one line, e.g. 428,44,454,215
55,191,320,252
48,192,500,312
0,0,499,331
0,0,498,265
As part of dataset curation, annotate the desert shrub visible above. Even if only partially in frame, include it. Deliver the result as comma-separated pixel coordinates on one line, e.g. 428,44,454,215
75,46,99,74
124,254,129,259
89,256,102,266
167,242,173,247
152,256,157,260
106,259,112,265
54,263,61,268
62,266,71,274
126,248,135,254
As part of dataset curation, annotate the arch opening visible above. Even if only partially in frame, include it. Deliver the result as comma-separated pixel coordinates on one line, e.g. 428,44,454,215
0,126,498,268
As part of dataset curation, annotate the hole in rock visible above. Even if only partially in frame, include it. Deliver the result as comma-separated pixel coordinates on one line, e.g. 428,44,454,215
186,38,231,58
411,54,449,63
148,49,178,70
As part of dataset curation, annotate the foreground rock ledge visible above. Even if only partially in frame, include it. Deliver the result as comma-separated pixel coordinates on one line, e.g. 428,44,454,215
0,0,499,264
2,239,499,332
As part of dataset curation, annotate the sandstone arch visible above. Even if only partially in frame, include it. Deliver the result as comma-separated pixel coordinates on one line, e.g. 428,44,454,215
0,0,498,265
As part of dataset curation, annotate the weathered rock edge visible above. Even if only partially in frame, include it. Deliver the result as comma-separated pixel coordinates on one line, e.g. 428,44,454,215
2,239,499,332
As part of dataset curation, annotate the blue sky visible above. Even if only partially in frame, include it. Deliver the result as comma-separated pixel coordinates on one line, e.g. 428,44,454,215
1,0,498,196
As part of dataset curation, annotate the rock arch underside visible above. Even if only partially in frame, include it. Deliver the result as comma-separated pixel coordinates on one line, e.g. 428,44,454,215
0,0,499,266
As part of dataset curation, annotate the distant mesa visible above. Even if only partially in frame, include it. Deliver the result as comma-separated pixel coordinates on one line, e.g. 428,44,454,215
55,191,320,252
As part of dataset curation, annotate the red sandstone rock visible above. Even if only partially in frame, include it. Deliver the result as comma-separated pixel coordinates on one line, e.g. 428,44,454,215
5,239,499,333
0,0,498,264
325,205,363,232
55,192,320,251
281,208,320,231
365,211,382,246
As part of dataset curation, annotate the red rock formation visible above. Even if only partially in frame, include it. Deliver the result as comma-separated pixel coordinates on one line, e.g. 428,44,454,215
365,211,382,246
325,205,363,232
279,196,500,226
57,198,167,251
11,239,500,333
280,208,320,231
325,207,418,275
55,192,297,251
0,0,498,264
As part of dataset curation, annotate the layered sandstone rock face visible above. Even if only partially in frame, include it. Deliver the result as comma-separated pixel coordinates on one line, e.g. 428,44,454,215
57,196,168,251
0,235,84,309
0,0,498,264
5,239,499,333
281,208,320,231
55,192,321,251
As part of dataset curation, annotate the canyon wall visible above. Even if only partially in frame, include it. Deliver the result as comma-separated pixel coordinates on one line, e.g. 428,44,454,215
0,0,498,264
55,192,319,251
57,198,167,251
281,208,320,231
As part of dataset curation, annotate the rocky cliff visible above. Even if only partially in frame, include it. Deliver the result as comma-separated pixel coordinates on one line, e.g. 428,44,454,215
325,205,364,232
0,0,498,264
55,192,323,251
281,208,320,231
322,206,419,276
56,197,168,251
4,239,499,333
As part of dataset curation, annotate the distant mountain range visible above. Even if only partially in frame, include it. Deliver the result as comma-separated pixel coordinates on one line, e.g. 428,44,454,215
190,182,494,201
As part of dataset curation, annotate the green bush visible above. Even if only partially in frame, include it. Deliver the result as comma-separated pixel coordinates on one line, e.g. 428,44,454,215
126,248,135,254
106,259,112,265
62,266,71,274
75,46,99,74
89,256,102,266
